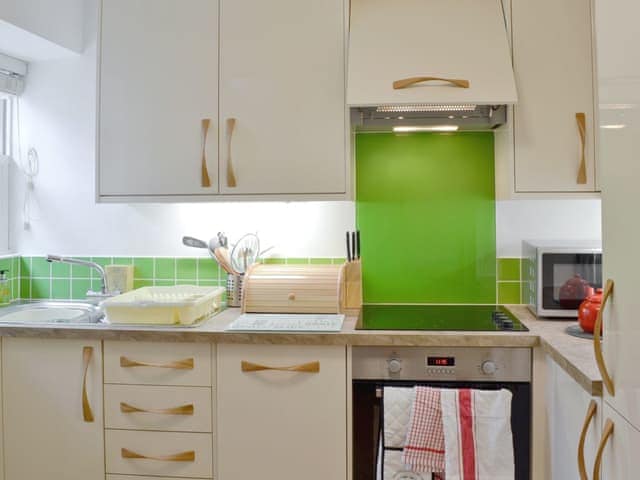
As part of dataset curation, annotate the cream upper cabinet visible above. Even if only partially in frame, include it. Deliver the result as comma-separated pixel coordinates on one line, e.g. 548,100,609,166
217,344,347,480
218,0,346,195
546,357,602,480
98,0,219,198
595,0,640,430
511,0,598,193
2,338,104,480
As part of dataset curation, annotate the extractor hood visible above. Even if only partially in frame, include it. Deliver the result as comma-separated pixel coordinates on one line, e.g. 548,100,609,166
348,0,517,131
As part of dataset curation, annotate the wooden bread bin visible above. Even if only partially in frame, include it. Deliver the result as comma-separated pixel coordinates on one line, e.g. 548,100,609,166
241,262,362,314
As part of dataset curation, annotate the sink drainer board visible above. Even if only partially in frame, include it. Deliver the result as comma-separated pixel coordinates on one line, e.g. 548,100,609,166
0,302,103,324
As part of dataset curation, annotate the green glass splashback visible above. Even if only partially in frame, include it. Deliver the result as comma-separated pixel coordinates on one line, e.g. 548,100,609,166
355,132,496,303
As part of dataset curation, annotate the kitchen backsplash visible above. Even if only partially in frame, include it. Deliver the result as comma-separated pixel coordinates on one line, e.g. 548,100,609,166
10,255,525,304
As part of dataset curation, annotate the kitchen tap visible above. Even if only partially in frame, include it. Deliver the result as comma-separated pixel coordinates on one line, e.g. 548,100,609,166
46,255,117,298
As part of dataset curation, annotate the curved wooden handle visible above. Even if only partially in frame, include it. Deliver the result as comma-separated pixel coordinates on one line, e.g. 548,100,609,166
201,118,212,187
225,118,237,187
576,113,587,184
82,346,94,422
393,76,470,90
120,402,194,416
578,400,598,480
121,448,195,462
594,279,615,396
241,360,320,373
592,419,614,480
120,356,194,370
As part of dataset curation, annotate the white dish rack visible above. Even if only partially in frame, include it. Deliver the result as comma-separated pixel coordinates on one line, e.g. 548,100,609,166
103,286,224,325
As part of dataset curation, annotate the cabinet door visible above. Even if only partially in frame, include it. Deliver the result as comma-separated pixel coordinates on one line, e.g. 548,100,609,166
546,357,602,480
512,0,597,192
596,0,640,428
99,0,219,197
217,344,347,480
2,338,104,480
598,403,640,480
219,0,346,195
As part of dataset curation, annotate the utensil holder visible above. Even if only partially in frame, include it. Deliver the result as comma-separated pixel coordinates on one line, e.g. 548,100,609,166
226,274,244,308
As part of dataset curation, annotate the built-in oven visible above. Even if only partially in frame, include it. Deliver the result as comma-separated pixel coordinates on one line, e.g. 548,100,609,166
352,346,531,480
523,240,602,318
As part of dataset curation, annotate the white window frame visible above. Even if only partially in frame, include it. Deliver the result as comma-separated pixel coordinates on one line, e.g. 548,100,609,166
0,94,13,254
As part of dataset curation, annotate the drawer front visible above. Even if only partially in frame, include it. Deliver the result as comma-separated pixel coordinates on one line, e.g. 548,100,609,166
104,341,212,386
107,476,209,480
105,384,212,432
106,430,212,478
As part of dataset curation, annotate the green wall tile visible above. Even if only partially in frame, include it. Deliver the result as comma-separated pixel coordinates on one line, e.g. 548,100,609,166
134,258,154,279
498,282,521,304
154,280,175,287
69,258,92,277
0,258,10,272
356,132,496,303
286,258,309,265
51,262,70,278
31,257,50,278
177,258,197,280
71,279,91,300
20,257,30,277
497,258,520,281
155,258,175,280
310,258,332,265
197,258,218,281
331,258,346,265
263,257,286,264
51,280,70,299
198,280,219,287
113,257,133,265
134,279,153,289
31,278,50,299
20,278,30,298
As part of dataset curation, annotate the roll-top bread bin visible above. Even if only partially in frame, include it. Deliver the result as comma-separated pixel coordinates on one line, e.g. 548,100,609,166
241,262,362,314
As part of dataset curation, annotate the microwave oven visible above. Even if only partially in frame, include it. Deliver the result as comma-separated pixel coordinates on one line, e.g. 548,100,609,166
523,241,602,318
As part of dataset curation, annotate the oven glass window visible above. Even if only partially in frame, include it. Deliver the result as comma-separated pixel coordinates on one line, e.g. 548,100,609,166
542,253,602,311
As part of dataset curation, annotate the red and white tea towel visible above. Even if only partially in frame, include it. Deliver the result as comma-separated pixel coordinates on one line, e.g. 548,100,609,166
401,386,446,474
440,388,514,480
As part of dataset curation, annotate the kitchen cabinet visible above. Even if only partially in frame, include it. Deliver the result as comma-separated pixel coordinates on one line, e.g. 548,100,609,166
217,344,347,480
98,0,347,201
595,0,640,433
98,0,219,198
2,338,104,480
597,403,640,480
507,0,598,194
545,357,602,480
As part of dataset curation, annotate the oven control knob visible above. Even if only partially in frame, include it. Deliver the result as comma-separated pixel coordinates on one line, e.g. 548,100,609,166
481,360,498,375
387,358,403,374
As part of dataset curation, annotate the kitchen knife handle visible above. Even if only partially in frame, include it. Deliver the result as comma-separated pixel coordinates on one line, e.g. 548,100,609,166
355,230,361,259
593,279,614,396
241,360,320,373
592,419,614,480
346,232,352,262
577,400,597,480
576,113,587,185
201,118,212,187
226,118,237,187
82,346,94,422
393,77,470,90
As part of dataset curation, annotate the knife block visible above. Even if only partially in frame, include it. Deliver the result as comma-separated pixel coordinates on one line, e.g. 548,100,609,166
242,262,362,314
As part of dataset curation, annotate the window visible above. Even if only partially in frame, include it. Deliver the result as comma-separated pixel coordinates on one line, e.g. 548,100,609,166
0,94,14,253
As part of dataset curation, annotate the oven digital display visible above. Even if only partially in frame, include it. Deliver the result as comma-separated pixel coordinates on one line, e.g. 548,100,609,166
427,357,455,367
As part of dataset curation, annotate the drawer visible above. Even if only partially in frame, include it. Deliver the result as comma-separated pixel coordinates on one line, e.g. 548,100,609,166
105,384,212,432
104,341,212,386
106,430,212,479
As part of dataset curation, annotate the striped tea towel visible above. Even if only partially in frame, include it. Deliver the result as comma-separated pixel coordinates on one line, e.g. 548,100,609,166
440,388,514,480
401,386,446,474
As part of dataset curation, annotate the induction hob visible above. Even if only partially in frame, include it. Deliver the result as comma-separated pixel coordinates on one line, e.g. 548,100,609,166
356,304,528,331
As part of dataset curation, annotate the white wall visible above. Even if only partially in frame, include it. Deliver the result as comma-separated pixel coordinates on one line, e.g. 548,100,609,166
0,0,83,54
7,0,602,259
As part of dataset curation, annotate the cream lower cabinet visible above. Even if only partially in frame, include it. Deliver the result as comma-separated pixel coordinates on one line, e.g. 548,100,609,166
597,403,640,480
217,344,347,480
545,357,602,480
2,338,104,480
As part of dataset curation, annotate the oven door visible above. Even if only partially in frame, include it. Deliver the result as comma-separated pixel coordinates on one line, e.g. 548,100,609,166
353,380,531,480
539,252,602,316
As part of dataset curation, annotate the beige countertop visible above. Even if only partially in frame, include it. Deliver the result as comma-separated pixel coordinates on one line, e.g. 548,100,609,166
0,303,601,395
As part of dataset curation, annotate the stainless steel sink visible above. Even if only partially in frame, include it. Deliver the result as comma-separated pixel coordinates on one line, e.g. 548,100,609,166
0,301,105,325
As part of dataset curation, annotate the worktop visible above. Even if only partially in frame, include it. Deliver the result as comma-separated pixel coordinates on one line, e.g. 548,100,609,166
0,303,601,395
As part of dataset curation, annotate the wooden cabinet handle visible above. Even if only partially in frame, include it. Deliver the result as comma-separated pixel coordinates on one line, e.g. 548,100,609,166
201,118,212,187
241,360,320,373
82,346,94,422
578,400,598,480
576,113,587,184
121,448,195,462
592,419,614,480
393,76,470,90
120,356,194,370
225,118,237,187
120,402,194,416
594,279,615,396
